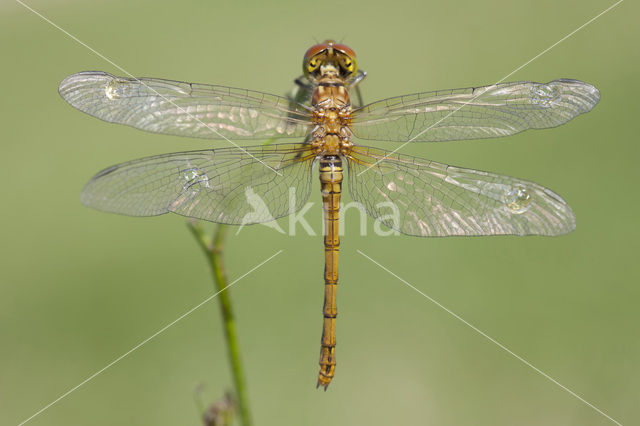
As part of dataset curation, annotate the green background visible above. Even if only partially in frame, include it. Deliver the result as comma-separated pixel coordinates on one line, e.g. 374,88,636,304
1,0,638,425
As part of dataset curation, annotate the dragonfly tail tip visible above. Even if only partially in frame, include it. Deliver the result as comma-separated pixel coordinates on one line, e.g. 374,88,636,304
316,379,330,391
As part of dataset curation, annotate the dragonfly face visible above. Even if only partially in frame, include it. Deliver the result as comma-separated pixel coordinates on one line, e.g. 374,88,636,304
303,40,358,82
59,41,600,389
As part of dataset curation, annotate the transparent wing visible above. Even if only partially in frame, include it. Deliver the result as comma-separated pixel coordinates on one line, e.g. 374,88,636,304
351,79,599,142
59,72,313,140
81,144,316,224
346,146,575,236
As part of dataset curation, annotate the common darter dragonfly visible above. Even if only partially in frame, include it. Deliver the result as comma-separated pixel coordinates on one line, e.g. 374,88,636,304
59,40,600,389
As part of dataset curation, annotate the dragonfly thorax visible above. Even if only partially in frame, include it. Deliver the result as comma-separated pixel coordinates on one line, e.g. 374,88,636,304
311,75,353,156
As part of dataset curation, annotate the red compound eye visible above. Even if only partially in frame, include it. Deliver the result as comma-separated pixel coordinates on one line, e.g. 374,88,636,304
332,43,356,60
304,42,331,60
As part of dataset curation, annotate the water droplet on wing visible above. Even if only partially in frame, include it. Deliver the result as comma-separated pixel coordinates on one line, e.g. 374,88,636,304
104,79,122,100
504,186,532,214
531,83,561,107
181,167,211,192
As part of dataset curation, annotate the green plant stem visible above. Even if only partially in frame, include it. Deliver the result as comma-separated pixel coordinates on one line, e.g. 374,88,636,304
188,221,252,426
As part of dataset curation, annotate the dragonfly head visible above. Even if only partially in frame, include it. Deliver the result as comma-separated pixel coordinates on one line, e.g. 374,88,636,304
303,40,357,81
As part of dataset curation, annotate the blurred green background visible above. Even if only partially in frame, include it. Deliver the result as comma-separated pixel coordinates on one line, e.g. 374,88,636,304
1,0,638,425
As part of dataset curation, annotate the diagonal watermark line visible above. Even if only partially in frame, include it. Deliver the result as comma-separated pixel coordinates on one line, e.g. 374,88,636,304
17,249,283,426
357,0,623,177
491,0,623,89
357,249,623,426
15,0,283,176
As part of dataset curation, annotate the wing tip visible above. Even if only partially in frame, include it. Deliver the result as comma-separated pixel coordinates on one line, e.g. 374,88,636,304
553,78,601,111
58,71,115,101
540,187,576,235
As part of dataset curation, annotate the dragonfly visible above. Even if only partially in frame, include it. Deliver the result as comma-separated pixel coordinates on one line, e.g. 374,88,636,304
59,40,600,389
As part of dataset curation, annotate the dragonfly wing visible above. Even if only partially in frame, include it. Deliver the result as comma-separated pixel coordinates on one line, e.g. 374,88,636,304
59,72,312,140
82,144,315,224
351,79,599,142
345,146,575,236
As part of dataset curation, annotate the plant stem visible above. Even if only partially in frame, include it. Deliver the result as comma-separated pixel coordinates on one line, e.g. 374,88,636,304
188,221,252,426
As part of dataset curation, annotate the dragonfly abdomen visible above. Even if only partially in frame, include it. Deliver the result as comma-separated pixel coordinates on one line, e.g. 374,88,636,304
317,155,342,389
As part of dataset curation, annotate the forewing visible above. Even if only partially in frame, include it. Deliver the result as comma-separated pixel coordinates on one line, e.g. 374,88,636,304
351,79,599,142
82,144,315,224
59,72,312,140
346,146,575,236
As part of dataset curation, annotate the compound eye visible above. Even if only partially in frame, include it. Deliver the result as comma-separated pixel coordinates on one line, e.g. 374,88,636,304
307,57,320,73
340,56,357,75
333,43,356,59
